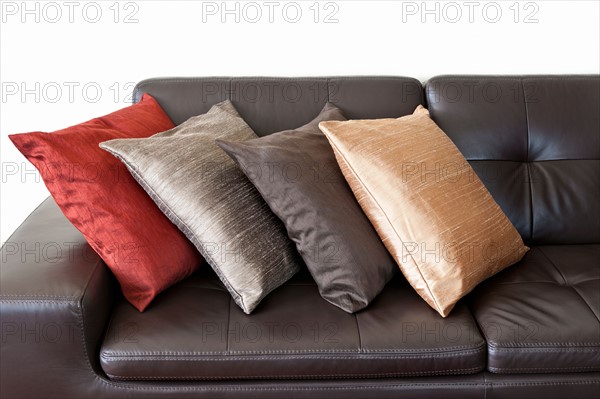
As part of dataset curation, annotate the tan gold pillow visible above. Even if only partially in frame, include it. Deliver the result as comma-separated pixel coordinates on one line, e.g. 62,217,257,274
319,105,529,317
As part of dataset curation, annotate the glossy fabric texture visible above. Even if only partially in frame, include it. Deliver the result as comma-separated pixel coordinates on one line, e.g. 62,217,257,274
8,95,201,311
101,101,300,314
320,106,529,317
217,103,396,313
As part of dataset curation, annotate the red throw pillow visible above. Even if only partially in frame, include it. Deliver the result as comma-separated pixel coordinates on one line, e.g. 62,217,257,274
9,94,202,311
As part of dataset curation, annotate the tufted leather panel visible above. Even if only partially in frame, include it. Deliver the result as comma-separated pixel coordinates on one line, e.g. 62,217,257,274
426,76,600,244
100,267,485,380
470,245,600,374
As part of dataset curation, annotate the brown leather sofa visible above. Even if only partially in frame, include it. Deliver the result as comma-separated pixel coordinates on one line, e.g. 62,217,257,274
1,76,598,399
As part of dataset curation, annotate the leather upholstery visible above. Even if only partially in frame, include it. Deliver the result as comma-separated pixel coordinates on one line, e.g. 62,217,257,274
100,268,485,380
0,197,116,395
426,76,600,245
2,197,598,398
471,245,600,373
133,76,424,135
483,372,600,399
2,76,600,398
426,75,600,377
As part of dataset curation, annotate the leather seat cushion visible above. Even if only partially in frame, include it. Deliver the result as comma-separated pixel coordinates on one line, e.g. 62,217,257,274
470,245,600,374
100,268,486,381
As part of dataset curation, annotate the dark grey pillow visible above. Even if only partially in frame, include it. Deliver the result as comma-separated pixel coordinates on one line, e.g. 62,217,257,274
217,103,396,313
100,100,300,314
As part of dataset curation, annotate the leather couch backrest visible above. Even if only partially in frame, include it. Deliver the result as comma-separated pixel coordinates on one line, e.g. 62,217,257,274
133,77,424,136
426,76,600,245
133,75,599,246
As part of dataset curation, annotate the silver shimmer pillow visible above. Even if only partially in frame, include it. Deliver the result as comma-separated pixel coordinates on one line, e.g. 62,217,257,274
100,100,300,314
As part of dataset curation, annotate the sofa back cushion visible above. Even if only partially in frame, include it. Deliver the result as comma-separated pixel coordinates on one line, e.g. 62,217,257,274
426,76,600,245
132,77,424,135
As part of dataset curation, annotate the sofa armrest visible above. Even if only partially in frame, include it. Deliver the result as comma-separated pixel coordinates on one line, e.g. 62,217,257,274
1,197,116,397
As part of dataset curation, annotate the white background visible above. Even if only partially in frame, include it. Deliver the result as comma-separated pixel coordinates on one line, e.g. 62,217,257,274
1,0,599,243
